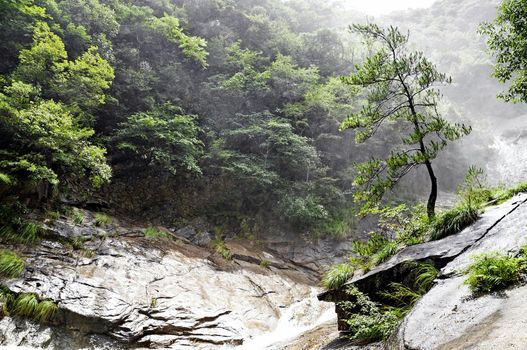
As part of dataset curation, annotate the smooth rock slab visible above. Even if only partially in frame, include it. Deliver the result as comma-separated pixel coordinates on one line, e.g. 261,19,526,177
399,195,527,350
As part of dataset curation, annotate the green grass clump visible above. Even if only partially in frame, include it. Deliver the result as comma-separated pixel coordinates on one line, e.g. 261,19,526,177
322,263,354,290
0,221,41,245
72,208,85,225
94,212,112,226
212,237,233,260
0,250,25,278
144,226,169,238
465,252,525,294
9,293,58,322
259,259,270,268
429,205,479,241
13,293,39,317
349,233,399,272
34,300,58,322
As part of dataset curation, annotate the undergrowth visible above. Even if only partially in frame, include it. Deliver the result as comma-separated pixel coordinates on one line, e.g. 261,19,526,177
94,212,112,226
338,262,439,343
465,249,527,295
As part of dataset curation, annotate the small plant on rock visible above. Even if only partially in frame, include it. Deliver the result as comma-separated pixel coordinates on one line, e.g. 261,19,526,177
13,293,39,317
34,300,58,322
465,252,525,294
144,226,169,238
71,208,85,225
0,250,25,278
94,212,112,226
212,237,232,260
322,263,354,290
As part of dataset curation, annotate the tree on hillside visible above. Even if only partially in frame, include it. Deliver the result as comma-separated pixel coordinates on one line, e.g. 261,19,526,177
341,24,471,220
480,0,527,103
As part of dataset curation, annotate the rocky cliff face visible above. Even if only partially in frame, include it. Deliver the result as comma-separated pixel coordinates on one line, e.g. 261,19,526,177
0,211,334,349
319,193,527,350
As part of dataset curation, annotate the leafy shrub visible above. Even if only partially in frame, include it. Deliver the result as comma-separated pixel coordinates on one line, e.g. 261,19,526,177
144,226,169,238
338,287,399,342
94,212,111,226
428,205,479,240
322,263,354,290
0,250,25,278
465,252,525,294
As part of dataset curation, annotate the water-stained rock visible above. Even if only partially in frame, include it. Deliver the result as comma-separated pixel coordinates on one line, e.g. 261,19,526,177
0,215,333,349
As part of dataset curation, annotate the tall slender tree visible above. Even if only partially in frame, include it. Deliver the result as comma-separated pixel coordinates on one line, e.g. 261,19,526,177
341,24,471,220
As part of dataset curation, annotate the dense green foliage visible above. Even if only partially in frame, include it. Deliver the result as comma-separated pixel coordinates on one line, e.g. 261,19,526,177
336,262,438,343
480,0,527,103
0,0,367,235
337,286,399,343
465,250,527,294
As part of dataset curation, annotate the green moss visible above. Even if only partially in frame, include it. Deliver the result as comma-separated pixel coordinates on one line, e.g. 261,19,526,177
0,250,25,278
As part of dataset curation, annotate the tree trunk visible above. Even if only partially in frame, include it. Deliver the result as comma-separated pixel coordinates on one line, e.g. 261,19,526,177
424,159,437,220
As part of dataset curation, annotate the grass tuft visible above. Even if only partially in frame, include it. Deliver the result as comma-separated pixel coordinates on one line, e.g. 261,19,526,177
144,226,169,238
321,263,354,290
212,237,233,260
0,250,25,278
34,300,58,322
94,212,112,226
429,205,479,241
13,293,39,317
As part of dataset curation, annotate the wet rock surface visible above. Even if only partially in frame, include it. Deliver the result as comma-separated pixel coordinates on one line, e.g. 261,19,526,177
0,212,333,349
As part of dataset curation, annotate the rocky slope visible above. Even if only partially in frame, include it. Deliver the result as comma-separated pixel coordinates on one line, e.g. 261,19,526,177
0,211,334,349
319,193,527,350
